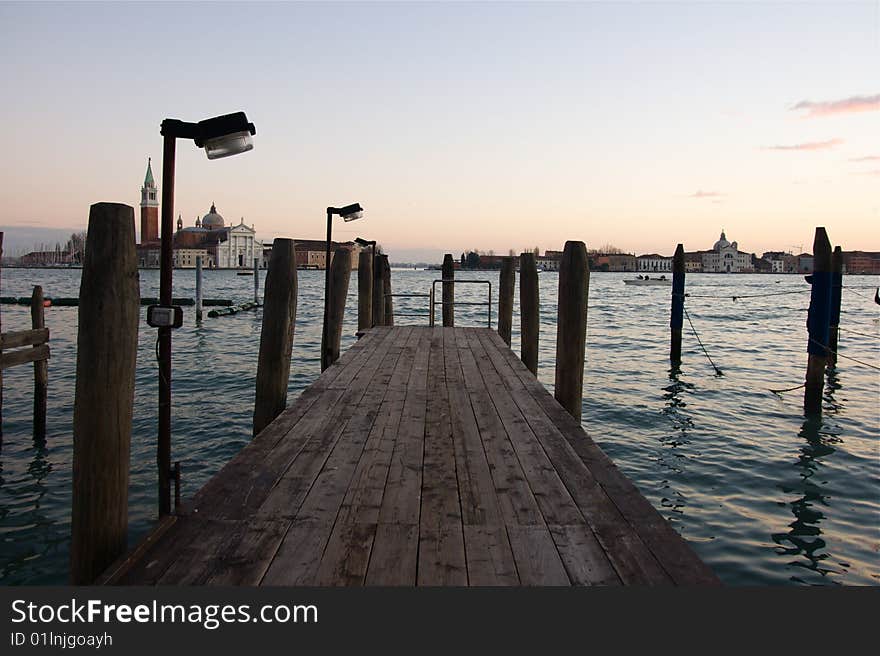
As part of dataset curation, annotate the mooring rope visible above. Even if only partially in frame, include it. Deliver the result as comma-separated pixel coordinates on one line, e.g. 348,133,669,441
839,326,880,340
682,306,723,375
680,289,805,301
769,382,805,394
809,337,880,372
846,286,880,302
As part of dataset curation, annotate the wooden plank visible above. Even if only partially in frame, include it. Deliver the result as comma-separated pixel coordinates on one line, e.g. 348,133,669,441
365,523,418,586
459,330,544,527
204,519,289,585
548,524,621,586
314,522,377,586
478,328,715,584
417,328,467,585
261,520,335,585
1,344,49,370
463,526,519,586
507,526,570,586
1,327,48,349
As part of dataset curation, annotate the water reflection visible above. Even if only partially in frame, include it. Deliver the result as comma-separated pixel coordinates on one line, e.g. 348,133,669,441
772,416,844,583
657,369,694,515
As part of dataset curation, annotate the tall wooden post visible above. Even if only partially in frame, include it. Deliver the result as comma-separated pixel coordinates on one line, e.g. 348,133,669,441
31,286,48,440
803,227,832,415
195,256,203,321
372,253,385,327
520,252,539,375
357,250,372,331
382,255,394,327
70,203,140,584
828,246,843,368
554,241,589,420
323,247,352,370
253,257,259,303
442,253,454,327
498,257,515,346
253,239,297,436
670,244,685,366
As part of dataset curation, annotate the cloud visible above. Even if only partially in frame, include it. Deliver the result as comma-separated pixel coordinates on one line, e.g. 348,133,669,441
791,94,880,117
689,190,724,198
763,138,844,151
849,155,880,162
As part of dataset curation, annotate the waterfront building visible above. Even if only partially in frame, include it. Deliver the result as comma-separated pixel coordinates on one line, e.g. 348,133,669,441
262,239,362,270
637,254,672,272
843,251,880,274
592,253,636,272
140,158,159,244
174,204,264,268
701,230,753,273
684,251,704,273
173,248,213,269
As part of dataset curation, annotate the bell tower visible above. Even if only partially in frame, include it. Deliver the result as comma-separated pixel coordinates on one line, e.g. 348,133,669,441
140,158,159,243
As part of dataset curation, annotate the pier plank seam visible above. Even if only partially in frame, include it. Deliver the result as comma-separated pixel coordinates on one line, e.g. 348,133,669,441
103,326,718,586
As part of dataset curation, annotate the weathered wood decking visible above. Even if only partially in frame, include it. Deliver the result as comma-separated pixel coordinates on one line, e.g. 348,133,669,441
101,326,718,585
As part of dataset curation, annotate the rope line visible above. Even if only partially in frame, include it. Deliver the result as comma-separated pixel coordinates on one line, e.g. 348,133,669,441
838,326,880,339
677,289,804,301
846,287,880,302
683,306,722,375
809,338,880,372
769,382,805,394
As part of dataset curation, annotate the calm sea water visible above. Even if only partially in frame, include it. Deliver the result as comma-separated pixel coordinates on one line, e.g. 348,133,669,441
1,267,877,585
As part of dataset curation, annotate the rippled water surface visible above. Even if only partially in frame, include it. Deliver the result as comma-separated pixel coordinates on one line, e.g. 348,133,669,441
1,267,878,585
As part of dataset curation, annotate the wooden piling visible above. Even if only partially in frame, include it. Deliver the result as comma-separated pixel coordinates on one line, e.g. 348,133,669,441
254,257,259,303
322,247,352,370
253,239,297,436
803,227,832,415
382,255,393,327
828,246,843,368
372,253,385,327
31,286,48,440
1,231,4,443
357,250,372,331
670,244,685,366
498,257,515,346
70,203,140,584
195,256,203,321
520,251,539,376
442,253,454,327
554,241,589,420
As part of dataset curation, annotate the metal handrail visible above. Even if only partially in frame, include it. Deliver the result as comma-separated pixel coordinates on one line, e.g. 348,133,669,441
385,290,434,325
431,279,492,328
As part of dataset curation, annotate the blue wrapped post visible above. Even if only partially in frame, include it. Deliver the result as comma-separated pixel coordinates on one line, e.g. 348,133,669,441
803,227,832,415
670,244,685,365
827,246,843,368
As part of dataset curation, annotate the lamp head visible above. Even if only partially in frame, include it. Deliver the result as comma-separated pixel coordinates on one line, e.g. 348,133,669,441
161,112,256,159
354,237,375,248
339,203,364,222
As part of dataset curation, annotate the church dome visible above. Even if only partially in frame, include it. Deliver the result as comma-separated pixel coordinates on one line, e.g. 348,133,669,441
201,203,225,229
713,229,730,251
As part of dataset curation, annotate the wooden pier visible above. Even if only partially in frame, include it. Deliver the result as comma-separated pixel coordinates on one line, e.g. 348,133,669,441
100,326,718,586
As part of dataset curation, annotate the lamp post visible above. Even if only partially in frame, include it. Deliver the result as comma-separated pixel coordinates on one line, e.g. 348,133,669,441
153,112,256,516
322,203,364,371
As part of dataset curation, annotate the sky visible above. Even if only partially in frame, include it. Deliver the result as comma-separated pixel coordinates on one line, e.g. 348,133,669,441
1,1,877,262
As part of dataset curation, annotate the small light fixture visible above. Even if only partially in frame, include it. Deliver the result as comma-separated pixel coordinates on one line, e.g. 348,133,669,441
161,112,256,160
337,203,364,222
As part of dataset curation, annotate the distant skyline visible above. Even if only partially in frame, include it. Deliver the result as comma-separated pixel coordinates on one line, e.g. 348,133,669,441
1,1,878,261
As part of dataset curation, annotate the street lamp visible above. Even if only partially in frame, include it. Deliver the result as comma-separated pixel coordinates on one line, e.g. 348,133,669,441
322,203,364,371
151,111,256,516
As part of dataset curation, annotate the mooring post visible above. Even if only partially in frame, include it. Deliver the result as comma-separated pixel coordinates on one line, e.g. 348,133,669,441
520,251,539,376
70,203,140,584
555,241,589,420
828,246,843,368
253,257,259,304
253,239,297,435
372,253,385,327
31,286,48,440
357,250,372,331
670,244,685,366
803,227,832,415
195,256,203,322
498,256,515,346
322,247,352,370
442,253,454,327
382,255,394,327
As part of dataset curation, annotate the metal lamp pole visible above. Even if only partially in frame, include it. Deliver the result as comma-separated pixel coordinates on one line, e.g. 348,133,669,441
157,133,175,516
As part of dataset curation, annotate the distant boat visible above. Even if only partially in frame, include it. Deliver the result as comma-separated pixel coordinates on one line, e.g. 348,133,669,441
624,275,670,286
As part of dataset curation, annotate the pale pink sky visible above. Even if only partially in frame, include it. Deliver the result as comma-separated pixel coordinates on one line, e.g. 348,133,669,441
1,2,877,261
